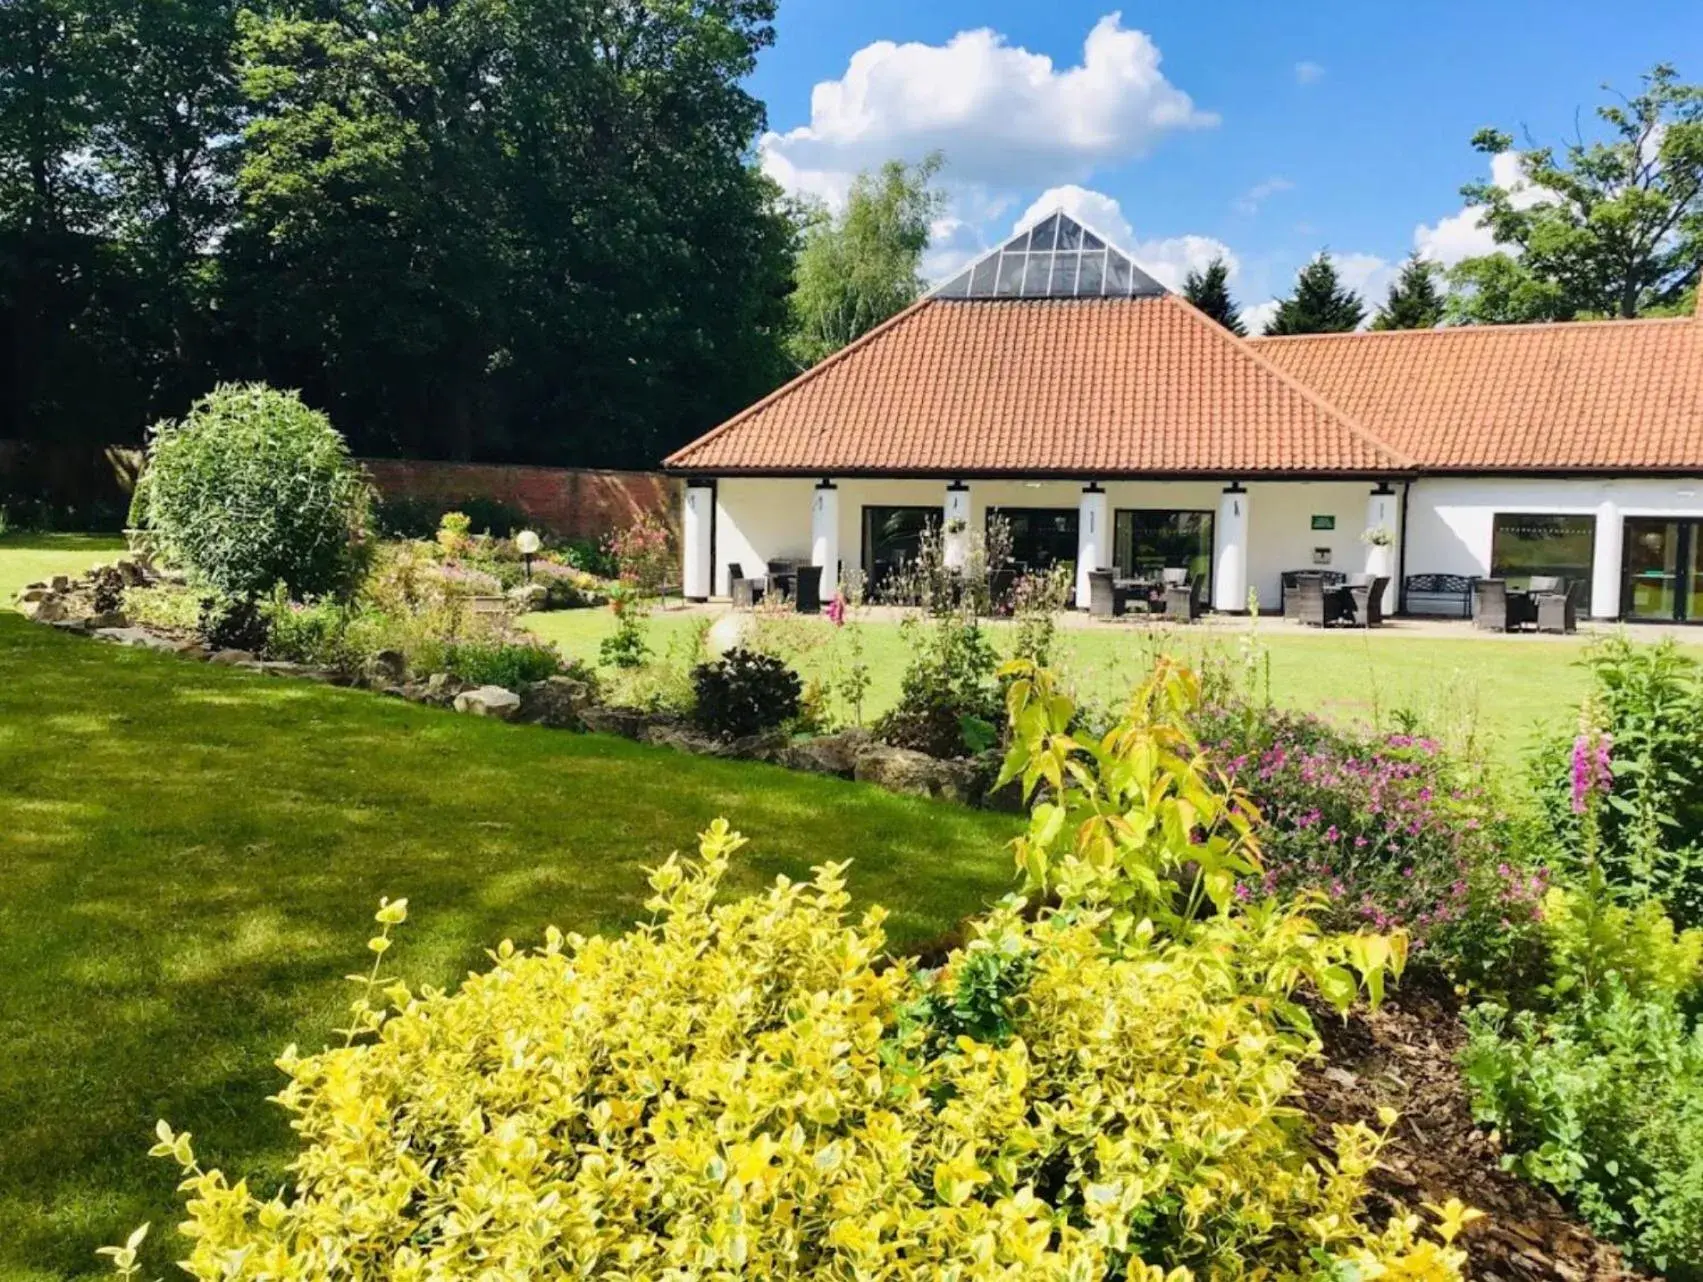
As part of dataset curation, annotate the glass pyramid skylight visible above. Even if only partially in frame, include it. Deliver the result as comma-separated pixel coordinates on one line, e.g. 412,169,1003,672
933,211,1168,301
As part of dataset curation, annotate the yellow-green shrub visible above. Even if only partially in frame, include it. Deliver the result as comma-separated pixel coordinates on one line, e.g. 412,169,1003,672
115,661,1477,1280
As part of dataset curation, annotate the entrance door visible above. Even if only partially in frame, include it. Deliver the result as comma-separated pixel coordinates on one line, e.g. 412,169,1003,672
1623,518,1703,622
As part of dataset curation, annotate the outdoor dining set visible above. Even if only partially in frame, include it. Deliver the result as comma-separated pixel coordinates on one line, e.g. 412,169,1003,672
727,560,824,611
1278,571,1391,628
1085,568,1203,621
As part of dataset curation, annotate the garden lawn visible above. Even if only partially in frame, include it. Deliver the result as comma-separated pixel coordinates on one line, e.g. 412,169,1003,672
0,533,127,602
0,613,1017,1281
527,606,1703,767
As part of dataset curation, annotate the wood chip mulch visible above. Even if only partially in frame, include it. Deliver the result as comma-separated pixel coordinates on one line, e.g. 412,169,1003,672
1299,981,1650,1281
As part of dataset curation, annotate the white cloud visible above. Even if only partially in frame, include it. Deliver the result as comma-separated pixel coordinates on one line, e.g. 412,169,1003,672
1232,176,1294,216
1010,185,1239,291
759,14,1215,205
921,214,986,283
1334,251,1397,310
1414,151,1544,267
1240,299,1280,334
1294,61,1325,85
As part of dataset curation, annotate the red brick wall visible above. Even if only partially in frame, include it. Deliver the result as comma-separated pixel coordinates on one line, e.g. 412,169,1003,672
360,459,679,540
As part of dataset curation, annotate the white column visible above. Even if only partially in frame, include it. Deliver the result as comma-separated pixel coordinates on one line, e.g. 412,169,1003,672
682,482,714,601
943,483,971,570
1365,486,1400,615
1075,484,1108,608
1214,484,1249,613
810,480,840,592
1590,497,1624,619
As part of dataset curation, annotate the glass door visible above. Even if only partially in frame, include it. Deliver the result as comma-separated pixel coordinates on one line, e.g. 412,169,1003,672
1623,519,1696,621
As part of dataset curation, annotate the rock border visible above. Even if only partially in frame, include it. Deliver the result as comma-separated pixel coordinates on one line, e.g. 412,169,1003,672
13,566,1021,812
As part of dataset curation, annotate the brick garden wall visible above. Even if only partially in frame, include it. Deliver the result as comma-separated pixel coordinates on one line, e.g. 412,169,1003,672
360,459,678,540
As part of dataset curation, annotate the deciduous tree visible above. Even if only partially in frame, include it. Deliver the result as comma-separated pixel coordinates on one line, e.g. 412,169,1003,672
788,154,945,368
1447,64,1703,323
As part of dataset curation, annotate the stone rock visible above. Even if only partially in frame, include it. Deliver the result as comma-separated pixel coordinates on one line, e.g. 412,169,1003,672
453,684,522,718
853,743,981,804
19,597,69,623
93,626,184,653
778,727,875,778
517,676,596,729
705,611,752,657
48,574,70,592
727,728,789,762
86,610,127,630
49,617,92,634
17,586,51,603
640,723,730,756
508,582,549,613
366,648,408,686
580,705,648,739
114,557,150,586
208,648,257,665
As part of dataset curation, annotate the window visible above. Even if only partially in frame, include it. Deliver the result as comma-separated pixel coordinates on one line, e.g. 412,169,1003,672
1490,513,1595,587
862,506,938,593
1114,510,1214,591
989,508,1078,570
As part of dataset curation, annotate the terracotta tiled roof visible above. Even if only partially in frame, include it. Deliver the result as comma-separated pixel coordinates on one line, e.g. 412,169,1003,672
665,294,1410,475
1251,313,1703,472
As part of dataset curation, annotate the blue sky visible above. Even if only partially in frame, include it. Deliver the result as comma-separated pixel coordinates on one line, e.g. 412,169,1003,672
746,1,1703,326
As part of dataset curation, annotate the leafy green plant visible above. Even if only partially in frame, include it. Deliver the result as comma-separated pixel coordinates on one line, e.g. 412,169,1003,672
197,595,269,653
690,648,802,740
598,584,652,669
261,589,364,671
135,384,373,601
443,638,562,688
874,611,1001,758
123,584,203,632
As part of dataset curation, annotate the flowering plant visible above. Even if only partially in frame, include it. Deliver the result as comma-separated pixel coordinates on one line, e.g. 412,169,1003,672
605,512,674,598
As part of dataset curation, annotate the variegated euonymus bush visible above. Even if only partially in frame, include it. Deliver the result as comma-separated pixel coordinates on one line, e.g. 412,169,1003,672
112,663,1478,1281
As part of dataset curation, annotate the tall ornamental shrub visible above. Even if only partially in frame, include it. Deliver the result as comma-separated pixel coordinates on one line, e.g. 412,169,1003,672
135,384,373,600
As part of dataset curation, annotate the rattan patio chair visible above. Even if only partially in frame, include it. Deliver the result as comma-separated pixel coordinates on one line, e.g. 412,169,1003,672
728,562,764,609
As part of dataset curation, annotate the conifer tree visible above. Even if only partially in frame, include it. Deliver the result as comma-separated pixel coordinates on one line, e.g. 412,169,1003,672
1182,256,1246,335
1372,254,1445,330
1264,252,1365,335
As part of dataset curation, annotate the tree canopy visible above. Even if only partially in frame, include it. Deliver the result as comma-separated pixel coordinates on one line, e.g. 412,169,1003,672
1181,256,1245,335
1372,255,1445,330
787,155,945,368
1447,64,1703,323
1,0,797,468
1263,253,1365,335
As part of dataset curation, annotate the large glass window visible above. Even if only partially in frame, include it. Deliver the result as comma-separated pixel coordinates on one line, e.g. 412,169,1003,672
1623,518,1703,622
932,212,1166,299
989,508,1078,570
1114,510,1214,589
1490,514,1595,588
862,506,937,593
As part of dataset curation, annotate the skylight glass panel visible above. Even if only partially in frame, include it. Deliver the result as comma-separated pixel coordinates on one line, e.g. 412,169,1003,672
937,269,971,297
1051,252,1080,295
1056,219,1081,252
969,255,1000,295
995,252,1027,295
1026,214,1058,251
1105,252,1132,296
1081,230,1104,251
1077,249,1105,295
1023,252,1054,293
1001,232,1030,255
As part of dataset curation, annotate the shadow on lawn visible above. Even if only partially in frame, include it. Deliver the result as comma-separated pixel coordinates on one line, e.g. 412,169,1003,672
0,615,1017,1278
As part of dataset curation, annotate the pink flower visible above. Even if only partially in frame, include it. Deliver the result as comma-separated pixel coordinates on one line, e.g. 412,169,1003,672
1570,729,1614,814
826,591,846,627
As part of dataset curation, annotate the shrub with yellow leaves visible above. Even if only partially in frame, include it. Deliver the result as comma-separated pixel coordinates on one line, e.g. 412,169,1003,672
112,662,1477,1280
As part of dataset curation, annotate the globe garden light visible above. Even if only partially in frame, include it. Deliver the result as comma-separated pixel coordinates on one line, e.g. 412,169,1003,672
516,529,542,579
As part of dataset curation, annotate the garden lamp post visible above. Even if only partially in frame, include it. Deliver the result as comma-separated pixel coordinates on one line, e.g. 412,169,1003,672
516,529,541,581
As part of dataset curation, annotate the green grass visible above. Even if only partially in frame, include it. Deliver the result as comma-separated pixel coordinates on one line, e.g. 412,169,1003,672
0,533,127,603
0,612,1017,1281
529,606,1695,766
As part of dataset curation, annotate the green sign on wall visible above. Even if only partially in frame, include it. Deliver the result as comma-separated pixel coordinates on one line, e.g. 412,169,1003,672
1311,514,1336,531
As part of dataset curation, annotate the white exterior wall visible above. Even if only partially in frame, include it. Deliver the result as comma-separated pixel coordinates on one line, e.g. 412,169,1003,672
1408,476,1703,616
706,474,1703,615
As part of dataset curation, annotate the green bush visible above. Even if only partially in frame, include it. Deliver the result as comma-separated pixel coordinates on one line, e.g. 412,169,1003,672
1533,637,1703,926
196,595,269,653
443,638,562,688
874,612,1001,757
691,648,801,740
261,590,365,671
136,384,373,601
111,666,1471,1282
